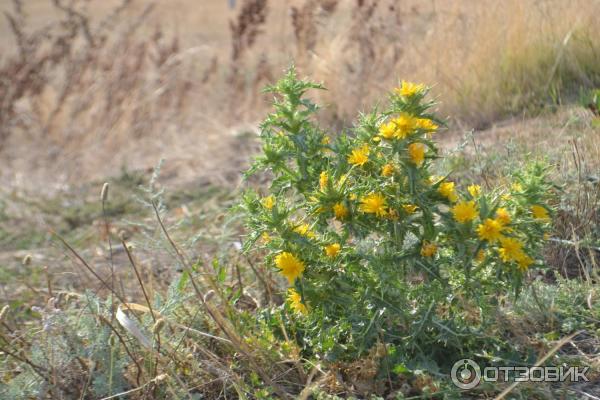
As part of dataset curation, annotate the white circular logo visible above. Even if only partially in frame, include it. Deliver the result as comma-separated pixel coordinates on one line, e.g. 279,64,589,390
451,359,481,389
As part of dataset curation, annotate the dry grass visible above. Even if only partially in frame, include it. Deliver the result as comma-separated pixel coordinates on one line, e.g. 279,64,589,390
1,0,599,191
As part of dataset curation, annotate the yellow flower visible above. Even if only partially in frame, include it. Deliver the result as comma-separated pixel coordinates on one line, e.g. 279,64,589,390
391,114,415,139
294,223,316,239
333,202,349,220
516,253,534,271
379,121,397,140
348,145,370,166
452,201,478,223
467,184,481,197
420,242,437,257
325,243,341,258
475,249,486,263
498,237,524,263
321,136,330,145
262,195,275,210
438,181,458,203
275,252,305,284
511,182,524,192
319,171,328,191
287,288,308,315
359,193,388,217
415,118,438,132
531,205,550,221
395,80,425,97
261,232,271,243
408,142,425,166
381,163,395,177
349,193,357,200
495,207,511,225
403,204,418,214
476,218,504,242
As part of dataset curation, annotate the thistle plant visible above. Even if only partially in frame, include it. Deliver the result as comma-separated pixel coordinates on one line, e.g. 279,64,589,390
242,67,554,362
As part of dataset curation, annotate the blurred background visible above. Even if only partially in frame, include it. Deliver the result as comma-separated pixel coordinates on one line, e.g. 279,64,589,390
1,0,599,192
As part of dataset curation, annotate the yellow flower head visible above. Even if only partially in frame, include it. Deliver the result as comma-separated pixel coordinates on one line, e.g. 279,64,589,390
325,243,341,258
415,118,438,132
333,202,349,220
452,200,478,223
348,145,370,166
420,242,437,257
476,218,504,242
531,205,550,221
294,223,316,239
287,288,308,315
495,207,511,225
408,142,426,166
438,181,458,203
319,171,328,191
467,184,481,198
379,121,397,140
511,182,524,192
403,204,419,214
275,252,305,284
395,80,425,97
475,249,486,263
381,163,395,177
262,195,275,210
391,114,415,139
321,136,330,145
516,253,534,271
359,193,388,217
261,232,271,243
498,237,524,263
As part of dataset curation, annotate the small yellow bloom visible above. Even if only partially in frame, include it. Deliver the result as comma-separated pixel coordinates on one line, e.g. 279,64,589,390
333,202,349,220
476,218,504,242
438,181,458,203
415,118,438,132
321,136,330,145
498,237,524,263
359,193,388,217
408,143,426,166
467,184,481,197
495,207,511,225
379,121,397,140
452,200,478,223
381,163,395,177
531,205,550,221
319,171,328,191
325,243,341,258
348,145,370,166
516,253,534,271
395,80,425,97
475,249,486,263
287,288,308,315
391,114,415,139
349,193,357,200
403,204,418,214
262,195,275,210
294,223,316,239
420,242,437,257
275,252,305,284
511,182,524,192
261,232,271,243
